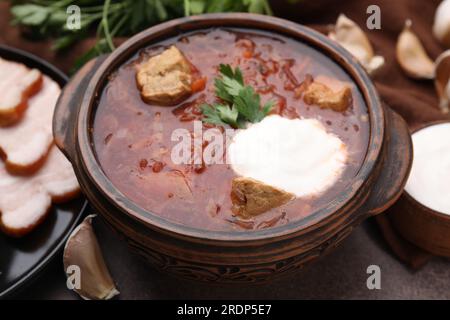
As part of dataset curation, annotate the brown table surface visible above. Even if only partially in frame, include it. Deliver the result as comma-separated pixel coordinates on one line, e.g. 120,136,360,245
1,0,450,300
13,216,450,300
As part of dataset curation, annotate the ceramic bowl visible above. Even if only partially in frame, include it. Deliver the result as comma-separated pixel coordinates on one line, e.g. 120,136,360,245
391,121,450,258
53,13,413,283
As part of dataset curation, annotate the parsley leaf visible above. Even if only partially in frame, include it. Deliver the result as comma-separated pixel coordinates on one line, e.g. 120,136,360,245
214,64,244,103
216,104,239,127
219,64,244,85
200,104,229,127
201,64,274,128
234,86,263,123
201,103,240,128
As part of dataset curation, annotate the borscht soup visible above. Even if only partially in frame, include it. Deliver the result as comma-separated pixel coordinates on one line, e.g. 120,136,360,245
93,28,370,232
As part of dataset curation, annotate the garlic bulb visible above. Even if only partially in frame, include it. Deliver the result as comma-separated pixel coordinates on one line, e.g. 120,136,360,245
433,0,450,48
329,14,385,75
435,50,450,113
396,20,435,79
63,214,119,300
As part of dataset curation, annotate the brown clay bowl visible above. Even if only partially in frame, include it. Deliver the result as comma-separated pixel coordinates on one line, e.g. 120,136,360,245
53,13,413,283
391,121,450,258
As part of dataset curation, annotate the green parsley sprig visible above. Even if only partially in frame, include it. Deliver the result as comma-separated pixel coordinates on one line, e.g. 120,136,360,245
201,64,274,128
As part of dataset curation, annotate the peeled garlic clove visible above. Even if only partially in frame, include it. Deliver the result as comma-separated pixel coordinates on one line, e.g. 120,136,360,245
329,14,374,63
433,0,450,48
63,214,119,300
435,50,450,113
329,14,384,75
365,55,386,75
396,20,435,79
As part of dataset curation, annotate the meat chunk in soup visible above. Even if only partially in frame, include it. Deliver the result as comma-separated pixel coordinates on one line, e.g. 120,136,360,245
231,177,294,219
136,46,192,105
303,80,352,112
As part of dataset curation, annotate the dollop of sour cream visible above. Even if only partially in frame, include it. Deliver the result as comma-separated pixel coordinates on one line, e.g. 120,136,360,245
405,123,450,215
228,115,348,197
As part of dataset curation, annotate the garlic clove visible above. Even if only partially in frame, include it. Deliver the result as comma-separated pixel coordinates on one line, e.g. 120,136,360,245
63,214,119,300
435,50,450,113
366,55,386,75
396,20,435,79
329,14,374,63
329,14,384,75
433,0,450,48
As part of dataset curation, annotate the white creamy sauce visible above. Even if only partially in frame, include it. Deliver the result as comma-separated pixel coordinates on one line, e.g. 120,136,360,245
228,115,348,197
405,123,450,215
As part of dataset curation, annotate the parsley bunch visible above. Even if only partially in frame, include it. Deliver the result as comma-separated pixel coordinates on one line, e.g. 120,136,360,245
10,0,273,69
201,64,274,128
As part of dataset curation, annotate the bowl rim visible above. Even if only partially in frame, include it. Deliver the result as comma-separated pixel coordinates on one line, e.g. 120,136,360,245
76,13,384,242
402,120,450,222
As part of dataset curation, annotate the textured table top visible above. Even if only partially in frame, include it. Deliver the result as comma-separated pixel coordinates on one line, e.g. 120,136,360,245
13,217,450,300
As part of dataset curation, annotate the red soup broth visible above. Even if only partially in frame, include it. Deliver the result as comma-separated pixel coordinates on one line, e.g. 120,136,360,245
93,28,370,232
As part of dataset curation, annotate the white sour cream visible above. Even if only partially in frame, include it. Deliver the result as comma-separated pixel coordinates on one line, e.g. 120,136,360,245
405,123,450,215
228,115,348,197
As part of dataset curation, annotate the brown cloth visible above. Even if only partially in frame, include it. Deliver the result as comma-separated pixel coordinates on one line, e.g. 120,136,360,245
273,0,449,269
0,0,448,267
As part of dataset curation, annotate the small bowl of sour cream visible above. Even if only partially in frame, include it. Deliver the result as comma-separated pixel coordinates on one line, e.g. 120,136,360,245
392,121,450,257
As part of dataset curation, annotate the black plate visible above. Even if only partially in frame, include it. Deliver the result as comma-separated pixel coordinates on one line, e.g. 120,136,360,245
0,45,87,298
